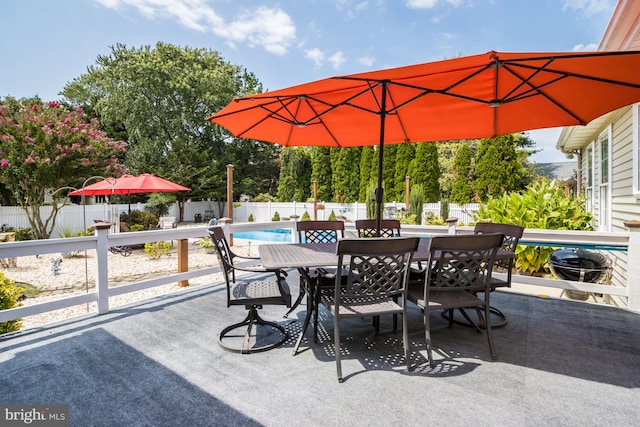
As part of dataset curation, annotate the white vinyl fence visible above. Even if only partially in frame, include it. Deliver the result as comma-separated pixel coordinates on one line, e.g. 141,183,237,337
0,200,479,237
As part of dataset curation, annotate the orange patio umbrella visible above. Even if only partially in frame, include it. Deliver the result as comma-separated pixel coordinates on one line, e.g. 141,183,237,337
207,50,640,232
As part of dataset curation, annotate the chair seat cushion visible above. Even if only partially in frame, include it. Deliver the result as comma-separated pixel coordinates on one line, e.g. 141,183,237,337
230,279,291,307
322,294,403,317
407,282,483,311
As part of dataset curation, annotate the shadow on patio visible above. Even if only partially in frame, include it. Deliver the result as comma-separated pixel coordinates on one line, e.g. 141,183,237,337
1,272,639,426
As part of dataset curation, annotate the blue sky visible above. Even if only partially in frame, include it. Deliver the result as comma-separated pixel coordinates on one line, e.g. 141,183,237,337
0,0,617,163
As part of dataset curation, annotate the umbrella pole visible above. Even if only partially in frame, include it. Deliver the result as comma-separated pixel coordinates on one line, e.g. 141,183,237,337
375,82,388,237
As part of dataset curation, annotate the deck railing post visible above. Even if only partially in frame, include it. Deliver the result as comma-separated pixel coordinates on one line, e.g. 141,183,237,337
624,220,640,312
94,223,111,314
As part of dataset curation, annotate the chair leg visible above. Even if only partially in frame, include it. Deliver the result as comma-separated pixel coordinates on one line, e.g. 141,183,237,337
484,304,497,360
283,288,305,318
334,315,343,382
218,306,287,354
424,310,434,367
402,311,411,371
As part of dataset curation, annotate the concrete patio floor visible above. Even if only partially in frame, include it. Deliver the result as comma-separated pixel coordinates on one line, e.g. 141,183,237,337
1,271,639,426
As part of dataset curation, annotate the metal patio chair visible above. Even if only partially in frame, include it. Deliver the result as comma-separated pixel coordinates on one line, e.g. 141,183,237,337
407,233,503,367
320,237,420,382
209,226,291,354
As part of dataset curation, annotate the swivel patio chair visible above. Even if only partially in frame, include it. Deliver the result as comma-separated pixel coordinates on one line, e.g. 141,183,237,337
320,237,420,382
407,233,503,367
209,226,291,354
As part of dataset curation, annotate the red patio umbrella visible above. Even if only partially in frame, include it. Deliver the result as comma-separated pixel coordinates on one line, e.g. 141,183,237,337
69,173,190,217
207,50,640,233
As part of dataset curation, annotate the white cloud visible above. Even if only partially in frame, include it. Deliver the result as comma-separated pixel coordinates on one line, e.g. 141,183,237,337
405,0,462,9
358,56,374,67
562,0,613,17
328,52,346,69
305,48,325,67
94,0,295,55
572,42,599,52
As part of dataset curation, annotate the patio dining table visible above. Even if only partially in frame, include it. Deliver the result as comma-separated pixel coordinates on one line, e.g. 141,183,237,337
258,237,512,354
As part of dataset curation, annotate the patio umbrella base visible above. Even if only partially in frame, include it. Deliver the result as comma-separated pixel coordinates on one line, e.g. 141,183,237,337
218,306,288,354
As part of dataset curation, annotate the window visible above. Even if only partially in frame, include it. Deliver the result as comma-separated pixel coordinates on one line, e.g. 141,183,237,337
585,144,594,212
597,128,612,232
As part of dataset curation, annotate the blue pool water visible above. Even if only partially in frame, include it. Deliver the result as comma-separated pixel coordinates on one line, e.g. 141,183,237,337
233,228,293,242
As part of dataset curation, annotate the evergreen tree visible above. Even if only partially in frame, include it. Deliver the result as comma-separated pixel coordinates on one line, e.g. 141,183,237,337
450,143,474,204
310,146,332,201
408,142,440,202
382,144,397,201
394,142,415,203
474,134,528,201
358,146,374,202
332,147,360,202
277,147,311,201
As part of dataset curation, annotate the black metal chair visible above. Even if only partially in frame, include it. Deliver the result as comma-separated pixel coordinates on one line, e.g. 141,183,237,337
474,222,524,326
209,226,291,354
407,234,503,367
355,219,401,238
320,237,420,382
286,220,346,342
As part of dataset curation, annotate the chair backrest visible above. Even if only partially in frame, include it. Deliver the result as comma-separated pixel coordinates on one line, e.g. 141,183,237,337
336,237,420,299
296,220,345,243
426,234,503,292
355,219,401,238
208,226,235,284
474,222,524,269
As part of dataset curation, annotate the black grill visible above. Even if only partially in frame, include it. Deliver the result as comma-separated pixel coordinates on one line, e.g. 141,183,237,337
548,249,608,283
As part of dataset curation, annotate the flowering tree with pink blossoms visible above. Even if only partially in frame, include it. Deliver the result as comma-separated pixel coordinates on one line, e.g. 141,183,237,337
0,97,127,239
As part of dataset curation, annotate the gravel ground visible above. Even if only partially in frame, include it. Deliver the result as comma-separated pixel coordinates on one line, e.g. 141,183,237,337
4,238,257,331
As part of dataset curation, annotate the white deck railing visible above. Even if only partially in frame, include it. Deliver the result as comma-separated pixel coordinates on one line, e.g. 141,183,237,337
0,220,638,326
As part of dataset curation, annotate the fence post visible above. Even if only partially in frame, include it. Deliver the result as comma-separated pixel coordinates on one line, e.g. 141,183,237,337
624,220,640,312
94,223,111,314
446,217,458,235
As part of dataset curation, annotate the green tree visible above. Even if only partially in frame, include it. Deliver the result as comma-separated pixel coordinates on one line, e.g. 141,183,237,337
310,146,332,201
474,133,529,201
277,148,311,201
382,144,397,201
331,147,360,202
450,143,474,204
0,97,126,239
394,142,415,202
61,42,276,217
408,142,440,202
358,146,374,202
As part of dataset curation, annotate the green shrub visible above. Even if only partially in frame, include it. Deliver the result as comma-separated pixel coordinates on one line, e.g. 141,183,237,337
248,213,255,222
409,184,425,224
396,210,417,225
0,272,24,334
328,210,337,221
440,198,450,220
127,210,159,230
130,224,144,232
272,211,280,221
14,228,36,241
423,211,445,225
475,178,593,274
144,241,172,260
301,211,311,221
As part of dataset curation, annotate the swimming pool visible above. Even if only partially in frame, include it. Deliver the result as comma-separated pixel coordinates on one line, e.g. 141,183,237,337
233,228,293,242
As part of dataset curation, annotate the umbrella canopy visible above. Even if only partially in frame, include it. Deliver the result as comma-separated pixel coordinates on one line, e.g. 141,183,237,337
207,50,640,231
69,174,190,218
69,174,190,196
